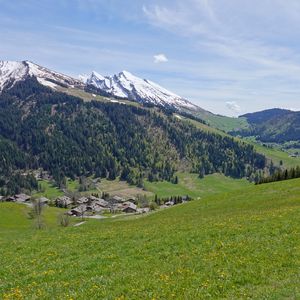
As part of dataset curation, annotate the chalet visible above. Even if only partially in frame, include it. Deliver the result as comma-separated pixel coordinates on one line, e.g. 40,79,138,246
7,196,16,202
137,207,150,214
56,196,72,208
39,197,49,205
86,203,104,213
94,198,109,208
68,204,87,216
111,195,125,203
122,202,137,213
127,196,138,204
15,194,31,203
88,195,100,202
77,197,89,205
165,200,174,206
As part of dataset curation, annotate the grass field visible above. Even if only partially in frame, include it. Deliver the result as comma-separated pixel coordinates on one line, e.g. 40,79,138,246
251,142,300,169
34,180,64,200
97,178,153,198
204,114,249,132
66,173,250,200
0,203,68,233
1,178,300,299
58,87,140,107
145,173,251,199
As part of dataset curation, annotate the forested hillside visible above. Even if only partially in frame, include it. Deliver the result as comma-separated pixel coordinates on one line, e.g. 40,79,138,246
234,109,300,143
0,78,267,194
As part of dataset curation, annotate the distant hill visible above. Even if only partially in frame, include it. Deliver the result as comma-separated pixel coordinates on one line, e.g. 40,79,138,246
233,108,300,143
241,108,293,126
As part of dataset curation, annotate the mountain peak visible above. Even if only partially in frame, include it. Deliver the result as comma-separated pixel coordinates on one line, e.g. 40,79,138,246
85,69,199,110
0,60,201,113
119,70,134,78
0,60,84,91
91,71,104,79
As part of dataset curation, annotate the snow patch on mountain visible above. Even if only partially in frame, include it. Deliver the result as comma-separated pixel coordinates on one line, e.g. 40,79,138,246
0,60,83,92
0,61,28,91
85,70,198,110
0,60,202,113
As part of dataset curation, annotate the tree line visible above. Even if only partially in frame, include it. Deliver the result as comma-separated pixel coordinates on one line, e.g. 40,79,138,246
257,166,300,184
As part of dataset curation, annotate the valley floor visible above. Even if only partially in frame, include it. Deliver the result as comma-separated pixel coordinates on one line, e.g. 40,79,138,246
1,179,300,299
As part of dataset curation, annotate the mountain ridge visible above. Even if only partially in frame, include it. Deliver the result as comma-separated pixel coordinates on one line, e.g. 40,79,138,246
0,60,202,112
0,60,84,91
84,69,200,111
0,60,250,132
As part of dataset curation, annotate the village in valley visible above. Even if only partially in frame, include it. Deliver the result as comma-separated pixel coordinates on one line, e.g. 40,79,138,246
0,171,192,220
0,192,191,219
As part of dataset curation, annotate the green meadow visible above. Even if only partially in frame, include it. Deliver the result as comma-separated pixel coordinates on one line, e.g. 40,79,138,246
33,173,251,202
34,180,64,200
1,178,300,299
145,173,251,199
251,142,300,168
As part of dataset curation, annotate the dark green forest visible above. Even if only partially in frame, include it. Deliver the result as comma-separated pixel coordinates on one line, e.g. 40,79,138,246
0,78,267,195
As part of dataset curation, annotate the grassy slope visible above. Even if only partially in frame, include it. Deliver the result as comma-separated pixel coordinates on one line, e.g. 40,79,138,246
63,87,247,133
97,178,153,198
204,114,249,132
145,173,251,199
33,174,250,201
34,180,63,200
251,142,300,169
182,115,300,169
58,87,140,107
1,179,300,299
0,203,67,233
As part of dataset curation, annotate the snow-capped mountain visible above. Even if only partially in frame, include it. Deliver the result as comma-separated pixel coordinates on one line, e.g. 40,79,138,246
0,61,83,91
0,60,202,112
85,70,199,110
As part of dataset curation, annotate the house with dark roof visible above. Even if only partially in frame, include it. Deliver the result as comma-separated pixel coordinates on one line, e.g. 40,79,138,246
122,201,137,213
56,196,72,208
15,194,31,203
77,197,89,205
39,197,49,205
68,204,87,216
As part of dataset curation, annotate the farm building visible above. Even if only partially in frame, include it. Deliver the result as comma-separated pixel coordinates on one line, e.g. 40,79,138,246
68,205,87,216
14,194,31,203
56,196,72,208
94,198,109,208
122,202,137,213
38,197,49,205
111,195,125,203
77,197,89,204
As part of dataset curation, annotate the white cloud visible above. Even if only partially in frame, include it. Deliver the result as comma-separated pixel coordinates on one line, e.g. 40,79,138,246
226,101,241,114
142,0,300,115
154,53,168,63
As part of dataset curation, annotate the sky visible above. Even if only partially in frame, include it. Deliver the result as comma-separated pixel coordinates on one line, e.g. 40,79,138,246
1,0,300,116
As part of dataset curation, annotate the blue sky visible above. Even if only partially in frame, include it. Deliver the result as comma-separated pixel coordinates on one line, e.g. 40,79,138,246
1,0,300,116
